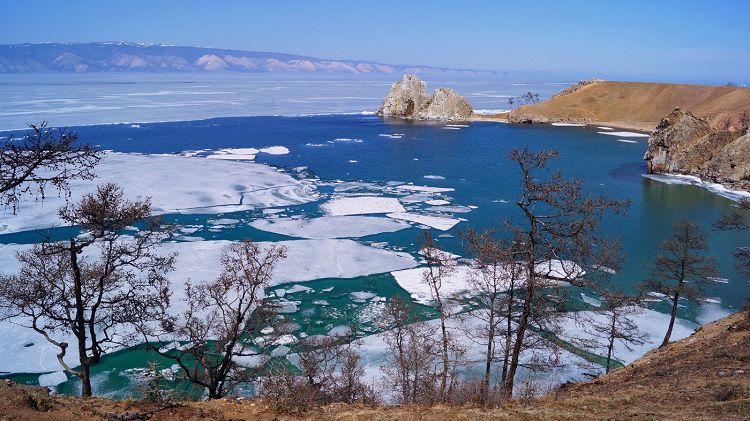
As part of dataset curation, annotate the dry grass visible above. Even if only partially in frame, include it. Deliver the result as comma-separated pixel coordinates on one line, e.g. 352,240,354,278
2,310,748,420
504,81,750,131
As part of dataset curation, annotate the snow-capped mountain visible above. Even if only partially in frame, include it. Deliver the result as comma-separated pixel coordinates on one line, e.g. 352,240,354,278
0,42,487,75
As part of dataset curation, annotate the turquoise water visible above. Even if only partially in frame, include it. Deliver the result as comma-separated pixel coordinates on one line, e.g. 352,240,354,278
1,114,747,395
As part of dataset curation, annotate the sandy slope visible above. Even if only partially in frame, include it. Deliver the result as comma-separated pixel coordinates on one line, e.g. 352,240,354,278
503,81,750,131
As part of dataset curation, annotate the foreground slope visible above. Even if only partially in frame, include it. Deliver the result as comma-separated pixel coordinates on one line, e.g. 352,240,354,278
507,79,750,131
1,309,748,420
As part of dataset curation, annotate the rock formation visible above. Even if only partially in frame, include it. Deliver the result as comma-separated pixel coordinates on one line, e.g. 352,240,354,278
644,108,750,191
378,75,473,120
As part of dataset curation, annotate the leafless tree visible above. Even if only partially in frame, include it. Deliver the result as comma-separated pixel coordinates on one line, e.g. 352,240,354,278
142,240,286,399
420,232,465,402
507,97,516,109
260,333,376,412
644,220,718,347
1,122,101,212
501,147,629,397
715,198,750,277
379,296,440,404
586,290,647,373
461,228,524,403
0,183,173,397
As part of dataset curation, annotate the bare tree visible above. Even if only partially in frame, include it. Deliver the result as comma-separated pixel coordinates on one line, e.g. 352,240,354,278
420,232,465,402
501,147,629,397
380,296,440,404
715,198,750,277
142,240,286,399
260,333,376,412
462,228,524,403
507,97,516,110
0,183,173,397
1,122,101,212
644,220,718,347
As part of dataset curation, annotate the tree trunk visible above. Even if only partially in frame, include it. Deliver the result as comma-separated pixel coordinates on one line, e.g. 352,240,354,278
661,291,680,347
482,311,494,401
606,314,616,373
80,363,92,397
69,239,92,397
439,314,449,401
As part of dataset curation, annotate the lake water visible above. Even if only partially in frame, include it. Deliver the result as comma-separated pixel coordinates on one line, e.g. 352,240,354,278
0,74,746,397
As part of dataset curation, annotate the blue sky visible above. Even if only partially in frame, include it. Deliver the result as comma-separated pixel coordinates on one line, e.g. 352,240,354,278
1,0,749,83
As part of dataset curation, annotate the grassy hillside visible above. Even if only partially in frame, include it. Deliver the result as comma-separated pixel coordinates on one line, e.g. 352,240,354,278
1,309,748,420
506,81,750,131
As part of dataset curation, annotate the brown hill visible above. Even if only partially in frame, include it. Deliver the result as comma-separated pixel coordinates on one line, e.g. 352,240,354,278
1,309,748,420
506,80,750,132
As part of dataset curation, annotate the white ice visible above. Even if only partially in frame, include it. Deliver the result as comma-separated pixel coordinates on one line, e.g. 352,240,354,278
643,173,750,202
395,185,455,193
320,196,405,216
551,122,585,127
616,139,638,143
386,212,461,231
0,238,417,373
0,152,319,234
425,199,451,206
38,371,68,387
259,146,290,155
558,307,696,364
250,215,410,239
597,131,650,137
423,175,446,180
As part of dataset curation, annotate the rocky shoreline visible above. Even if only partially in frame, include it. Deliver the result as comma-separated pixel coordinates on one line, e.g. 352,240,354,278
644,108,749,193
376,76,749,195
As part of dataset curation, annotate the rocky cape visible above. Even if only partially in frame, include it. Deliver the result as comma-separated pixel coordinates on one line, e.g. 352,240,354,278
377,75,473,121
506,79,750,132
644,108,750,191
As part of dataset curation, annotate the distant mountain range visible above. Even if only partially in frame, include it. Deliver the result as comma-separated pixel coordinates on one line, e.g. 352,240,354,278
0,42,492,75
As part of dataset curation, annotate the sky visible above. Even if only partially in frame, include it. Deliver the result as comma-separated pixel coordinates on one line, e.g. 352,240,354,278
1,0,749,83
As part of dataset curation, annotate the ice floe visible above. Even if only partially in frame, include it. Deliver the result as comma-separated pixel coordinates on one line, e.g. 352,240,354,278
643,173,750,202
249,216,410,239
391,265,482,305
425,199,451,206
386,212,461,231
551,122,585,127
38,371,68,387
616,139,639,143
206,148,259,160
423,175,446,180
395,185,455,193
259,146,290,155
0,152,319,234
320,196,405,216
597,131,650,137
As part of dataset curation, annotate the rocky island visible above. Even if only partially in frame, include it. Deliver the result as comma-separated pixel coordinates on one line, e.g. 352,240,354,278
377,75,473,120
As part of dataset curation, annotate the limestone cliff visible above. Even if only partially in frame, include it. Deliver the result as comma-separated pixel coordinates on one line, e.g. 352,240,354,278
644,108,750,191
378,75,473,120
